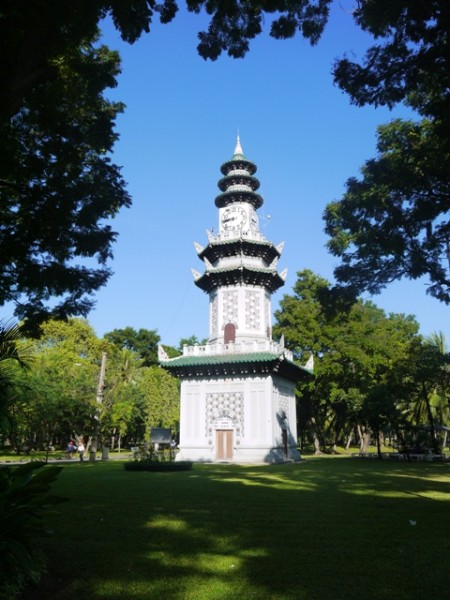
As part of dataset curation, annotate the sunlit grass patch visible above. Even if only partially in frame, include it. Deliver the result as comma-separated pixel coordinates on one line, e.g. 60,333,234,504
25,458,450,600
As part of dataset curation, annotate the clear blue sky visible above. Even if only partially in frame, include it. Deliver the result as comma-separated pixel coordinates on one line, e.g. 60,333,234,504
84,3,449,347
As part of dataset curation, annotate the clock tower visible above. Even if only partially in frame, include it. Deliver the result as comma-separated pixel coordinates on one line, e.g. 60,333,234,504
160,138,312,463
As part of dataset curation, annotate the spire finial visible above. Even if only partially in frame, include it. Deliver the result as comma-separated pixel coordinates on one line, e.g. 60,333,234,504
233,134,244,157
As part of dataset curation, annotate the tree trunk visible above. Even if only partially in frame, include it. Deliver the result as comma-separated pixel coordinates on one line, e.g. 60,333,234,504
345,429,353,450
376,428,382,458
90,352,107,461
309,418,323,455
422,383,440,453
358,424,371,453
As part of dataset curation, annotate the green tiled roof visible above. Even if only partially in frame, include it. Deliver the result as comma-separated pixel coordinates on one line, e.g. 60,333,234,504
161,351,312,381
162,351,280,367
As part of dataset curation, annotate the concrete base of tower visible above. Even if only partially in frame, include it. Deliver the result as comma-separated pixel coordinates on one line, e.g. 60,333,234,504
175,445,301,464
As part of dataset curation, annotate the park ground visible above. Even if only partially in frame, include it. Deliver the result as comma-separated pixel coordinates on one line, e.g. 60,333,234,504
16,455,450,600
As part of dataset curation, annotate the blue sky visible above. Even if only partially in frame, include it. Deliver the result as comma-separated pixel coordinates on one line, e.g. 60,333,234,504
84,3,449,347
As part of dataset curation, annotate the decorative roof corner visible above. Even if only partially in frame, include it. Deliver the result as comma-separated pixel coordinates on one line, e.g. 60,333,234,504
194,241,204,254
191,268,202,281
276,241,285,254
206,229,215,243
158,344,170,362
304,353,314,373
280,268,288,281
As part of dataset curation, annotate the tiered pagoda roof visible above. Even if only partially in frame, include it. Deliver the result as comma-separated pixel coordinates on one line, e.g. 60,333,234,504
215,137,263,209
196,237,284,264
193,264,286,294
193,137,286,294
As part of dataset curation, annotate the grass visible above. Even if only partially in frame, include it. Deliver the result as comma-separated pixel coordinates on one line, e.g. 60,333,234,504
23,457,450,600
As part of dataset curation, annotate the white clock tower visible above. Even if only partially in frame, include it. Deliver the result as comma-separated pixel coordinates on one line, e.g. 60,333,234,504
160,138,312,463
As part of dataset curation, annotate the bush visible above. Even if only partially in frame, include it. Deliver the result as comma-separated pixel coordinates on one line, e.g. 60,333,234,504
124,460,193,472
0,461,67,599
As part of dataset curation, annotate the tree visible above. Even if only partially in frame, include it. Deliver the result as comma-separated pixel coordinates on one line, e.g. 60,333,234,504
324,118,450,303
185,0,330,60
1,0,331,121
1,41,131,333
0,321,29,433
274,269,421,453
322,2,450,301
402,334,450,453
0,0,181,123
8,319,104,450
141,366,180,436
4,2,447,111
178,335,208,351
100,348,145,449
331,1,450,125
104,327,161,366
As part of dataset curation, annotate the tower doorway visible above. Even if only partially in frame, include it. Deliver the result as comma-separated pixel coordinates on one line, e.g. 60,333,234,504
224,323,236,344
215,429,233,460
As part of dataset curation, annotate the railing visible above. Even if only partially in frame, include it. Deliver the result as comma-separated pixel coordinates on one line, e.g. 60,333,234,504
182,340,294,360
213,230,268,243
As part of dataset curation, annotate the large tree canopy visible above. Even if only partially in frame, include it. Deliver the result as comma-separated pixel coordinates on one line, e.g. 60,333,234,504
0,41,131,333
323,1,450,302
0,0,180,122
272,270,437,453
104,327,161,367
324,119,450,302
332,0,450,124
1,0,331,122
10,1,446,106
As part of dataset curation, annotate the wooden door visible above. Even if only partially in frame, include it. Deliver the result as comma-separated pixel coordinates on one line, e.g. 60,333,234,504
216,429,233,460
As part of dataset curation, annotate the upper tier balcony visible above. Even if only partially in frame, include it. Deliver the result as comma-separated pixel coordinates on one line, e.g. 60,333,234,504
181,339,294,361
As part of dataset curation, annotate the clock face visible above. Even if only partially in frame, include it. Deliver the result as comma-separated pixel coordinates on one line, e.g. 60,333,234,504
221,206,247,230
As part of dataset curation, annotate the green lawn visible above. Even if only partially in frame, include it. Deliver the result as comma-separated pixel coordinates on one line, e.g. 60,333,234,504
26,458,450,600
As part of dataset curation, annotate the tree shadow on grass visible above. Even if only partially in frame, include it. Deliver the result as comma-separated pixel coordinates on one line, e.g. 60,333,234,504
27,459,450,600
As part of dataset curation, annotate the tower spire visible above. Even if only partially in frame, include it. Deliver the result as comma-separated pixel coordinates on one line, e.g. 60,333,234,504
233,135,244,158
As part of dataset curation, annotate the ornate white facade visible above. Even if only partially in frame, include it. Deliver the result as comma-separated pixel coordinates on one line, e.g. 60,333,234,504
160,138,312,463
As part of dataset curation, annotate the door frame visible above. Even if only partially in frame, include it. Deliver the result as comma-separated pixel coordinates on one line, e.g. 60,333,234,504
215,429,234,461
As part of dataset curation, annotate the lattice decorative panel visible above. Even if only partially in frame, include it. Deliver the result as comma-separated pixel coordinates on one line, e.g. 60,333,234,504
205,392,244,444
264,296,270,330
245,290,261,329
278,387,290,417
223,290,238,324
210,294,218,335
